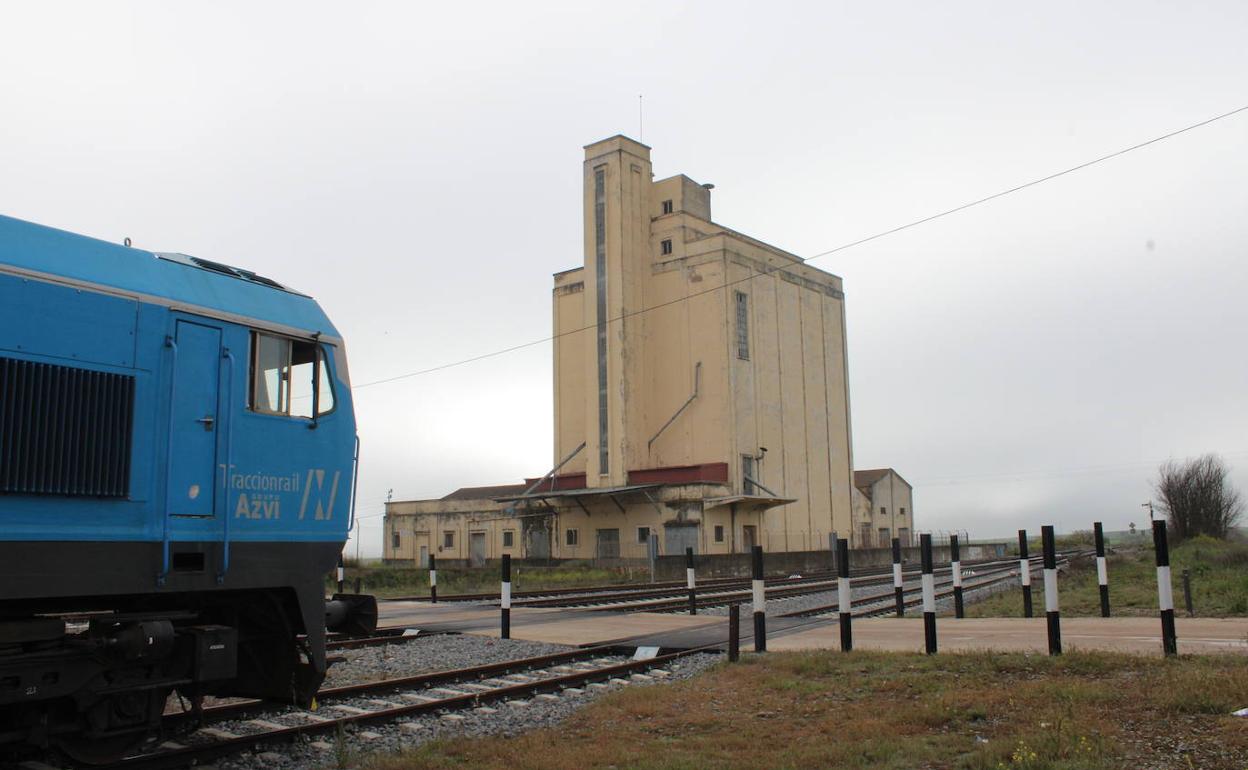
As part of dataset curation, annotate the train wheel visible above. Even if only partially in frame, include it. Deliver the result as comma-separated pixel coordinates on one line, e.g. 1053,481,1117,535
55,687,168,765
56,732,150,766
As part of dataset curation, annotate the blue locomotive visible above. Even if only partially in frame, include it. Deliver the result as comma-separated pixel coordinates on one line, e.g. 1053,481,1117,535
0,214,373,761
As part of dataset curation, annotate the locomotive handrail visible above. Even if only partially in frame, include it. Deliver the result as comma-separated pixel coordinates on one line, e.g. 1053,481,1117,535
218,347,237,585
348,433,361,533
158,335,178,587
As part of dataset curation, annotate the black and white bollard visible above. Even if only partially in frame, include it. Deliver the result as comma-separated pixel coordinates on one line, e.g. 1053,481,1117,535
500,554,512,640
891,537,904,618
1153,520,1177,656
728,603,740,662
837,537,852,651
1018,529,1034,618
1094,521,1108,617
336,552,346,594
686,546,697,616
1042,525,1061,655
920,533,937,654
751,545,767,653
950,533,964,619
429,553,438,604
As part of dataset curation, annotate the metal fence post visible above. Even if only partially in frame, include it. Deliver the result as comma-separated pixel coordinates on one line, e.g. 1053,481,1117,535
950,533,964,618
920,533,936,654
1094,522,1108,617
751,545,766,653
728,603,740,662
1153,520,1177,656
1018,529,1033,618
1042,525,1061,656
686,546,697,616
429,553,438,604
837,537,852,651
891,537,904,618
500,554,512,640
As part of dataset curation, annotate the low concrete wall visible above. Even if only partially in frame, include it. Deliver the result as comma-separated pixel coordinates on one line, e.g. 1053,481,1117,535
383,542,1010,576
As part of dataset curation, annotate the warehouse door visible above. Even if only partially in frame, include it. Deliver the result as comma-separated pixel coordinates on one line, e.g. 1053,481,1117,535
665,524,698,555
595,528,620,559
168,319,222,518
469,532,487,567
526,526,550,560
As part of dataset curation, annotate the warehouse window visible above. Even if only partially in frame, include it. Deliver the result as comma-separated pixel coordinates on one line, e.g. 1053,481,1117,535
443,531,454,549
880,507,887,516
660,238,673,255
714,525,724,543
734,292,749,360
251,333,335,418
503,530,515,548
392,531,401,550
661,199,673,214
900,507,906,517
637,526,651,544
566,528,579,547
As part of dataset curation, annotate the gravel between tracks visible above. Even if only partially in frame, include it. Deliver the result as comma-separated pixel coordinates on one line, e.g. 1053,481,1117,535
323,634,574,687
216,648,722,770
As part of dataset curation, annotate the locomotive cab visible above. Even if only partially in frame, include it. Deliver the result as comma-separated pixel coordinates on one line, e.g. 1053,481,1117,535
0,215,371,761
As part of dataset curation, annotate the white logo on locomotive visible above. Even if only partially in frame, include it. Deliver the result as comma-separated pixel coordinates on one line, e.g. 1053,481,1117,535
214,466,339,521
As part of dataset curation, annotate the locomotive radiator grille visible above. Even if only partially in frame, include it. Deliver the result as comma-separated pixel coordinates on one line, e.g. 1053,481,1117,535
0,356,135,497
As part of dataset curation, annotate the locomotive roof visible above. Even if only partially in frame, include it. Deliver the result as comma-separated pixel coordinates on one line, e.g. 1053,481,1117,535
0,214,340,341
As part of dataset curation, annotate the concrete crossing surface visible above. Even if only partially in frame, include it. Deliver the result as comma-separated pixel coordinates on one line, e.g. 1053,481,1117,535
378,601,1248,657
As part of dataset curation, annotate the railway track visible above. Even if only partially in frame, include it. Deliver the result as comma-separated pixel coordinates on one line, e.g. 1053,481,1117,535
103,645,712,770
552,553,1055,613
777,556,1063,619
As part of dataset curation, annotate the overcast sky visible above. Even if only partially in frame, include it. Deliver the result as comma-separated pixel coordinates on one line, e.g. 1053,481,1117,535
3,2,1246,554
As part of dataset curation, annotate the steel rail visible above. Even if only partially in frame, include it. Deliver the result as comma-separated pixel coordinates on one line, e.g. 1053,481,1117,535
110,647,713,770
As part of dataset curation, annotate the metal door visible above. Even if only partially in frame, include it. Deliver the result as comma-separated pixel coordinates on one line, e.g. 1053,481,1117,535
665,524,698,555
469,532,486,567
595,528,620,559
525,525,550,560
742,525,757,553
418,545,429,569
168,320,222,517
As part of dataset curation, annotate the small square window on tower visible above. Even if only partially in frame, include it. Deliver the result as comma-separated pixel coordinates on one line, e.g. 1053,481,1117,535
661,199,673,215
660,238,673,255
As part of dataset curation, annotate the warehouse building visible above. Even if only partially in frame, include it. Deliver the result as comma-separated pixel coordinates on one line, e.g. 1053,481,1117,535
385,135,911,566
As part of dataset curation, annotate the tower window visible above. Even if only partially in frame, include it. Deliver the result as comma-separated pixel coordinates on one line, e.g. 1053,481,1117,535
661,238,673,255
735,291,750,360
714,525,724,543
594,167,609,475
661,199,673,215
742,454,757,495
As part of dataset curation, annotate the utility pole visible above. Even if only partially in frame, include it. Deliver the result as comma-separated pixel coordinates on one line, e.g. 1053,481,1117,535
1142,500,1154,522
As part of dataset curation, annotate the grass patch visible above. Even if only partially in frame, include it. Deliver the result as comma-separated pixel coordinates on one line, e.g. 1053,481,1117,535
329,563,646,598
365,650,1248,770
967,536,1248,618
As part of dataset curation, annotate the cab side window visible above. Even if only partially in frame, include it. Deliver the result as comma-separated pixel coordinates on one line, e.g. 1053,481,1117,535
250,332,335,417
